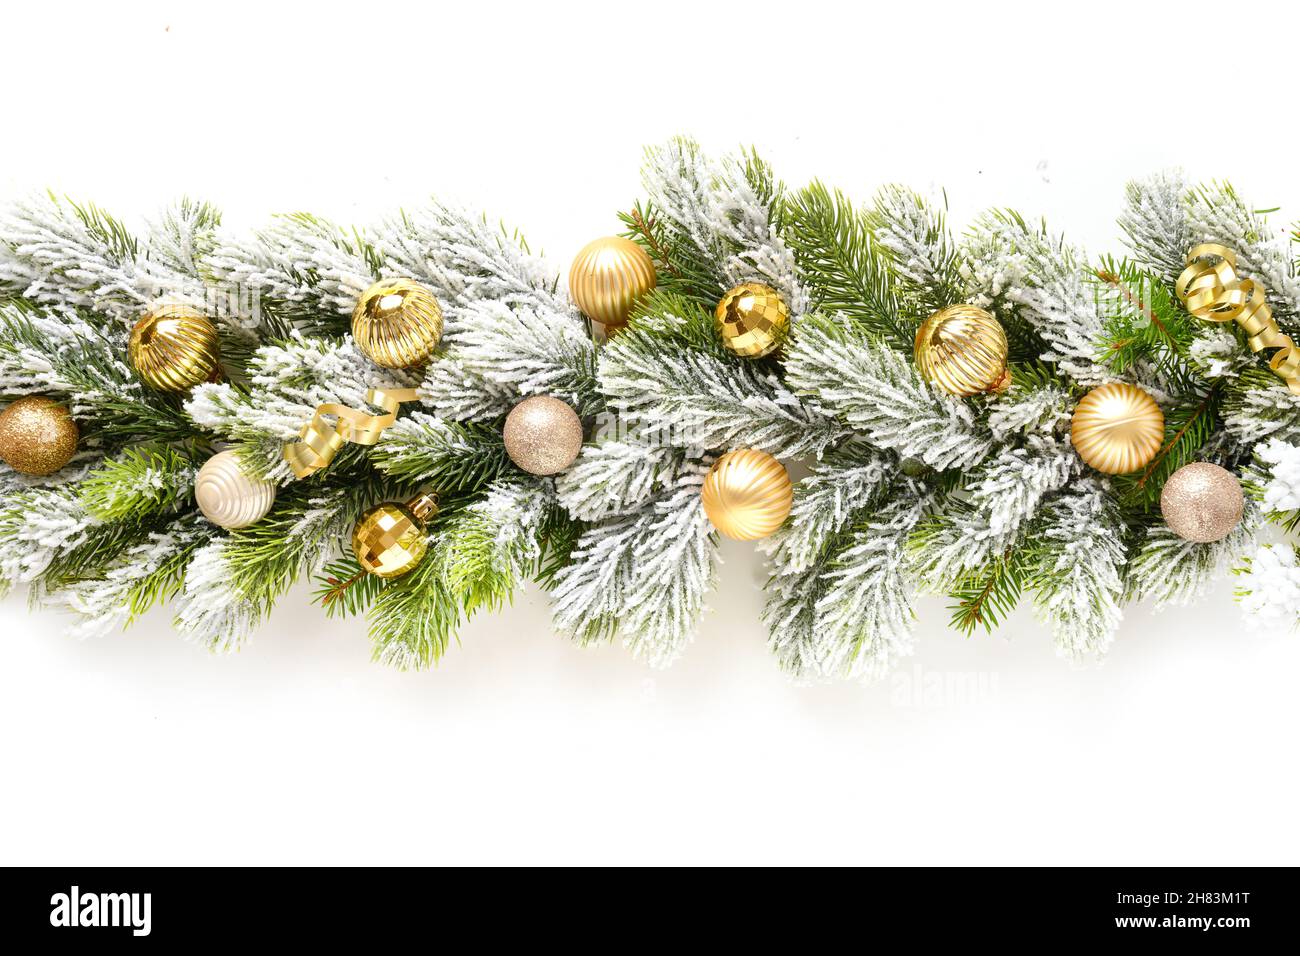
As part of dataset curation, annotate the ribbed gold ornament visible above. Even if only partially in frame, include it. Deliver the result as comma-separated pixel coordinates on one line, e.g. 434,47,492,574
0,396,79,476
352,493,438,579
701,449,793,541
1070,383,1165,475
194,451,276,530
351,278,444,369
913,305,1011,397
715,283,790,358
1160,462,1244,543
568,236,657,328
503,395,584,476
128,304,221,392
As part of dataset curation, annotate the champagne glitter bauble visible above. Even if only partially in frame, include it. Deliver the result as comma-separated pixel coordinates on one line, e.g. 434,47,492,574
701,449,793,541
194,450,276,530
1070,383,1165,475
0,396,79,476
568,236,657,328
1160,462,1244,543
714,282,790,359
351,278,444,369
128,304,221,392
352,493,438,579
913,305,1011,397
503,395,584,476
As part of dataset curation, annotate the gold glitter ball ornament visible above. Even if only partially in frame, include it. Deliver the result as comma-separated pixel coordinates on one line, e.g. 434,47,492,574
194,450,276,530
129,304,221,392
913,305,1011,397
568,236,657,329
352,278,444,369
1160,462,1244,543
701,449,793,541
1070,383,1165,475
715,283,790,359
0,396,79,476
352,493,438,579
503,395,584,476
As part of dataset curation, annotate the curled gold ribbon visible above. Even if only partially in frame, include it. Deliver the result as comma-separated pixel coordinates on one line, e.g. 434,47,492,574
1176,243,1300,395
284,387,421,478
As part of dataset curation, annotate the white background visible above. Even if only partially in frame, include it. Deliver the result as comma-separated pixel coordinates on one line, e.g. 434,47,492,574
2,0,1298,865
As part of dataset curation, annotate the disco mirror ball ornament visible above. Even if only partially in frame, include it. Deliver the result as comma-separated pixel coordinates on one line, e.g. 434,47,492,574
0,396,79,476
700,449,793,541
128,304,221,392
352,493,439,579
1070,382,1165,475
714,282,790,359
913,304,1011,397
1160,462,1244,543
568,236,657,328
503,395,584,476
194,450,276,530
351,277,444,369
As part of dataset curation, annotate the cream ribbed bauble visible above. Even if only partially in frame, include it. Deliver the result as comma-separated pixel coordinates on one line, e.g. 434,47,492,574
194,451,276,530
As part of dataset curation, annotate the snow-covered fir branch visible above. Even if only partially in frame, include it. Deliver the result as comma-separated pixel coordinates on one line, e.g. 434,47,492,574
868,185,964,315
551,462,716,667
1235,543,1300,629
556,438,687,523
784,314,994,470
1128,502,1260,608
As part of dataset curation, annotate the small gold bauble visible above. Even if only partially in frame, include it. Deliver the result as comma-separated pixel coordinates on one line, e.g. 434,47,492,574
701,449,793,541
0,396,79,476
714,282,790,359
129,304,222,392
1070,383,1165,475
1160,462,1244,543
913,304,1011,397
568,236,657,328
352,277,444,369
194,450,276,530
503,395,584,476
352,493,438,579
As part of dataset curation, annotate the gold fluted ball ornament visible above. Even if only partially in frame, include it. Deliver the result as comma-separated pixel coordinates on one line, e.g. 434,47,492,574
351,277,444,369
701,449,793,541
1160,462,1244,543
129,304,221,392
194,450,276,530
913,305,1011,396
352,493,438,579
568,236,657,329
714,282,790,359
1070,383,1165,475
0,396,79,475
503,395,584,476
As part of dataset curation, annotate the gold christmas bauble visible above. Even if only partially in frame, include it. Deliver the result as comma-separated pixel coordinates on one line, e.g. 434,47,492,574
715,282,790,359
0,396,79,476
352,277,444,369
1070,383,1165,475
352,493,438,579
1160,462,1244,543
129,304,221,393
701,449,793,541
503,395,584,476
194,450,276,530
913,305,1011,397
568,236,657,328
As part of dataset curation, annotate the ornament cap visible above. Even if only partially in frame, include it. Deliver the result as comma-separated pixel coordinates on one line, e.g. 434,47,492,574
405,493,439,522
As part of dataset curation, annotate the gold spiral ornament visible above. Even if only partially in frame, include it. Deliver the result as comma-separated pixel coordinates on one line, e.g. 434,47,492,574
1070,383,1165,475
352,278,444,369
283,387,421,479
568,236,657,328
128,304,221,392
701,449,793,541
194,451,276,530
1176,243,1300,395
913,305,1011,397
